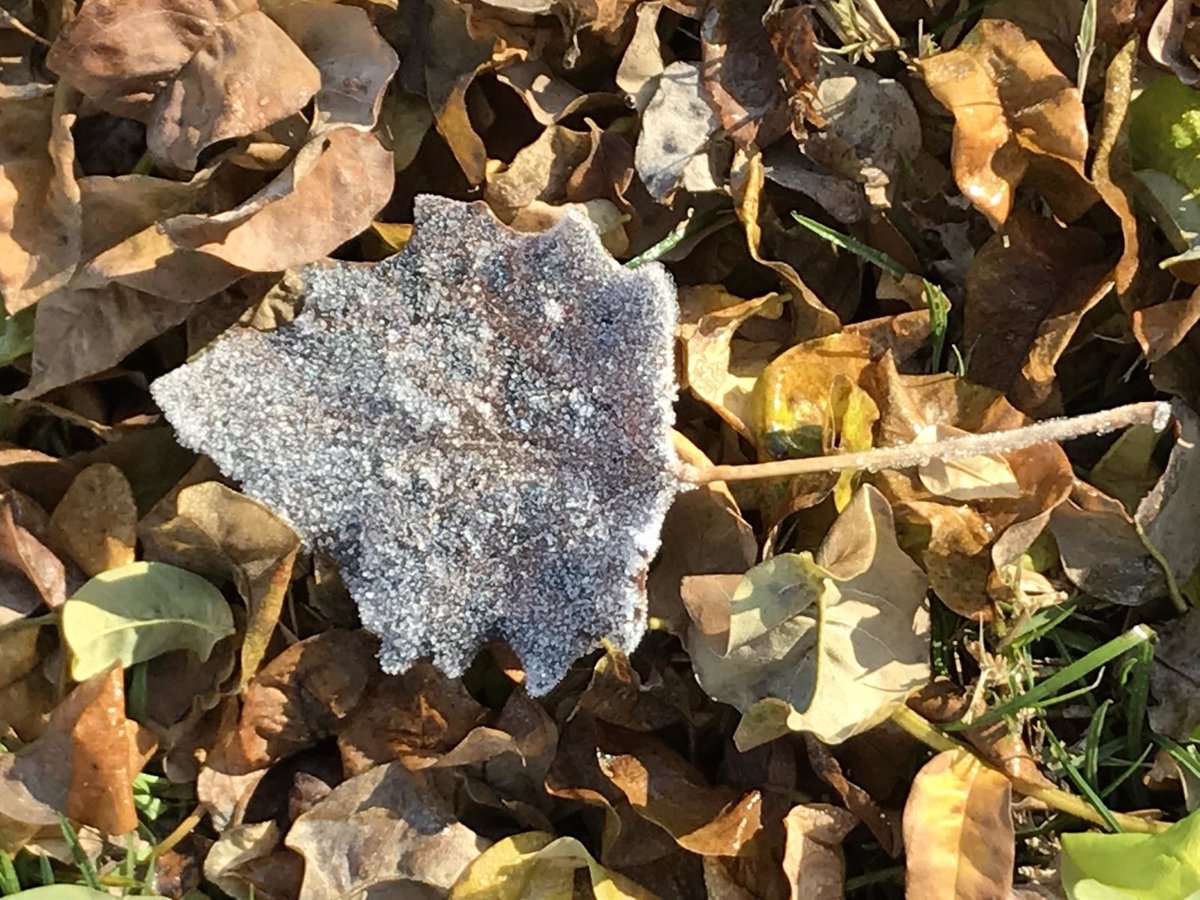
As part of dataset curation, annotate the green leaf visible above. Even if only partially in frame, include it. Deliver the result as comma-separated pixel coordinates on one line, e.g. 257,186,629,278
1061,806,1200,899
685,485,930,748
0,307,34,366
61,561,234,681
1130,76,1200,192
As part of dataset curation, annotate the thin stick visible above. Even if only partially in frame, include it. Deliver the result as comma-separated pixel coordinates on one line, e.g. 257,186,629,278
681,401,1173,484
890,706,1170,834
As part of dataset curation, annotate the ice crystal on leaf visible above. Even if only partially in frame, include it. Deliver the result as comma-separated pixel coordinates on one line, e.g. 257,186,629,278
152,196,678,694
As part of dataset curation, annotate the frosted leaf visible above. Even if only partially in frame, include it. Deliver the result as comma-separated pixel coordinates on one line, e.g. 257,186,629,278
151,196,678,694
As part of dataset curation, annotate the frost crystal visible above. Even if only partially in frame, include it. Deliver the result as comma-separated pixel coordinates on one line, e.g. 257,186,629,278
152,196,678,694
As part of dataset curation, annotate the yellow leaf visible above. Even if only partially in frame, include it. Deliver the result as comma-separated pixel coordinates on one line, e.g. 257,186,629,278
902,749,1014,900
49,463,137,577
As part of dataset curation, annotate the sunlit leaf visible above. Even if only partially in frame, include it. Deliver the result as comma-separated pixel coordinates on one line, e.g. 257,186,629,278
61,561,235,682
1061,806,1200,900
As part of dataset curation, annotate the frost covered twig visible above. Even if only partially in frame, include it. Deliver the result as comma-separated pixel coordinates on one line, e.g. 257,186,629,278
681,401,1173,484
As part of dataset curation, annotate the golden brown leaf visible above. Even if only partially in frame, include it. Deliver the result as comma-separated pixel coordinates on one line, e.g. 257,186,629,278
782,803,859,900
48,463,137,577
0,495,65,610
0,89,81,313
917,19,1094,229
902,749,1014,900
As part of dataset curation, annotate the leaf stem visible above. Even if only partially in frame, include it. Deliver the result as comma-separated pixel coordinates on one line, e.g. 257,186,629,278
890,706,1170,834
680,401,1173,484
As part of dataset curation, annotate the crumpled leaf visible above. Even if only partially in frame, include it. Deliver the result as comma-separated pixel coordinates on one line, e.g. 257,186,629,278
635,61,732,202
140,480,300,687
448,830,657,900
686,484,930,747
286,761,489,900
902,749,1014,900
146,10,320,170
215,629,377,774
782,803,859,900
0,495,65,611
917,18,1094,228
0,90,81,313
48,464,137,577
1061,805,1200,900
0,666,140,847
152,196,678,695
61,560,235,682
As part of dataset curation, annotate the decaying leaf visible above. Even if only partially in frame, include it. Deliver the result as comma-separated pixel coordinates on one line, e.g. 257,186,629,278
0,495,65,611
285,762,489,899
152,196,678,695
48,464,137,577
902,749,1014,900
61,561,235,681
917,18,1093,228
0,666,141,847
1151,609,1200,740
686,485,930,747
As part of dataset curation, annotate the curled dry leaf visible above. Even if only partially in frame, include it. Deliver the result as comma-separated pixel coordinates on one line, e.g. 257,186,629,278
917,18,1093,229
140,480,300,687
48,463,137,577
147,10,321,170
0,496,65,610
0,90,81,313
164,127,395,272
686,485,930,748
0,666,140,847
902,749,1014,900
782,803,859,900
680,286,787,438
1148,0,1200,87
61,560,235,682
285,762,489,900
598,735,763,856
448,831,657,900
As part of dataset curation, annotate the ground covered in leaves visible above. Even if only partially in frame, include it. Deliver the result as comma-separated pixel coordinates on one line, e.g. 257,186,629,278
5,1,1200,899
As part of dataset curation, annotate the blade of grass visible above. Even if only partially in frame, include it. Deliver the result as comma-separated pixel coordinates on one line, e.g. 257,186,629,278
1085,700,1112,785
0,851,19,895
924,280,950,374
37,855,52,887
1122,641,1153,760
1099,744,1155,799
625,206,732,269
1045,728,1123,832
57,816,101,890
790,211,907,278
943,625,1155,732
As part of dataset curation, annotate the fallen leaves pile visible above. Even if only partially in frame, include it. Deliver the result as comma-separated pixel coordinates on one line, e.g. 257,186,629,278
6,1,1200,898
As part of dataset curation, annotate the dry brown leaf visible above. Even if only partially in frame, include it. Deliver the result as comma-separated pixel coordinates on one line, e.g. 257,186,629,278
265,0,399,133
648,433,757,635
963,211,1111,415
0,89,81,313
425,0,499,185
1093,41,1140,299
1148,0,1200,86
337,662,485,775
782,803,859,900
47,0,259,119
732,150,842,338
805,736,899,856
616,0,665,111
285,761,488,899
902,749,1014,900
216,630,377,774
485,125,593,221
0,665,140,848
165,127,394,271
699,0,788,150
140,480,300,687
917,18,1094,229
599,735,764,856
0,495,65,611
764,4,822,139
48,464,137,577
147,10,320,170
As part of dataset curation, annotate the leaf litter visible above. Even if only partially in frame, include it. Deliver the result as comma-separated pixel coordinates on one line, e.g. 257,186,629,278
3,0,1200,898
